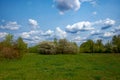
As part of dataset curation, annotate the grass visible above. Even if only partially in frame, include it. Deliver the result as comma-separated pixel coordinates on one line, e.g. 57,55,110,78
0,53,120,80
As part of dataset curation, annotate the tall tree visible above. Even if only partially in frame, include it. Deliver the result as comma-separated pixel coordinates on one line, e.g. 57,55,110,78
104,41,112,53
80,39,94,53
3,34,13,47
15,37,27,53
94,39,104,53
112,35,120,53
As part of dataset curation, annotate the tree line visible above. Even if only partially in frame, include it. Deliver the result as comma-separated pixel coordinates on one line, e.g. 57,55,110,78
29,35,120,54
0,34,120,59
79,35,120,53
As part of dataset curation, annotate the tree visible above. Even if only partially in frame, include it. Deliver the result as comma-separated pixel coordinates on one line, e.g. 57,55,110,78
104,41,112,53
2,34,13,47
94,40,104,53
15,37,27,54
79,40,94,53
112,35,120,53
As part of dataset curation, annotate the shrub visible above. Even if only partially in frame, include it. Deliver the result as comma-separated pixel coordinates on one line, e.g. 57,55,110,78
0,47,20,59
38,41,56,55
57,39,78,54
64,42,78,54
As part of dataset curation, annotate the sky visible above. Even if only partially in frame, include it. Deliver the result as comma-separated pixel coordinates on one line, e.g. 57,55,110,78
0,0,120,46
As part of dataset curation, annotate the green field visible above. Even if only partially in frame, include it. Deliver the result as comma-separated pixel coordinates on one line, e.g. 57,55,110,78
0,53,120,80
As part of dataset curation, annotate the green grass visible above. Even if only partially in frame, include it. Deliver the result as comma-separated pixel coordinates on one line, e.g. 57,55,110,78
0,53,120,80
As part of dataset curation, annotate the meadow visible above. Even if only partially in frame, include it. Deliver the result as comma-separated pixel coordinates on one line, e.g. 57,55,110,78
0,53,120,80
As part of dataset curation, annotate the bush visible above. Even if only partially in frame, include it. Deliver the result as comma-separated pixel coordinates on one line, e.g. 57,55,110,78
38,41,56,55
0,47,20,59
57,39,78,54
64,42,78,54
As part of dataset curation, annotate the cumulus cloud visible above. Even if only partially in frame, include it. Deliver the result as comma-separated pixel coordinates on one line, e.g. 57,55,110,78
0,32,8,38
20,30,41,39
66,21,94,33
0,21,20,30
114,25,120,32
100,32,114,38
73,36,87,42
91,30,102,35
56,27,67,39
54,0,96,14
54,0,80,14
101,18,115,30
41,30,54,36
28,19,38,29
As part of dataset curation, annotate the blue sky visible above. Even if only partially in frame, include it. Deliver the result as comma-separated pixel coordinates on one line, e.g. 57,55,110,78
0,0,120,46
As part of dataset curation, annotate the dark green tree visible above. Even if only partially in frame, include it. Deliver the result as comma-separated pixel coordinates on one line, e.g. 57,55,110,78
94,39,104,53
79,39,94,53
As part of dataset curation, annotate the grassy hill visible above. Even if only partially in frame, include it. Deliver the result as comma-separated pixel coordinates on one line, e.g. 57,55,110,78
0,53,120,80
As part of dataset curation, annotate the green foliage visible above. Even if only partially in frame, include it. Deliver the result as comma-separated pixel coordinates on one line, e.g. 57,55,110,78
28,45,39,53
112,35,120,53
79,35,120,53
0,34,27,59
80,40,94,53
94,40,104,53
104,41,112,53
15,37,27,54
2,34,13,47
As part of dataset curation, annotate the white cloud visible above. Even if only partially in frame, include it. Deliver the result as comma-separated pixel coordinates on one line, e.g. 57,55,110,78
41,30,54,36
101,18,115,29
91,30,102,35
28,19,38,28
0,21,20,30
102,32,114,38
56,27,67,39
104,18,115,25
54,0,95,14
21,32,30,39
115,25,120,32
73,36,86,41
20,30,41,39
66,21,94,33
0,32,8,38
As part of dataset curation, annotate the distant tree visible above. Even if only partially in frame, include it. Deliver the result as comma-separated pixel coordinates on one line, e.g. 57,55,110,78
112,35,120,53
2,34,13,47
79,40,94,53
15,37,27,54
54,38,58,45
104,41,112,53
94,40,104,53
